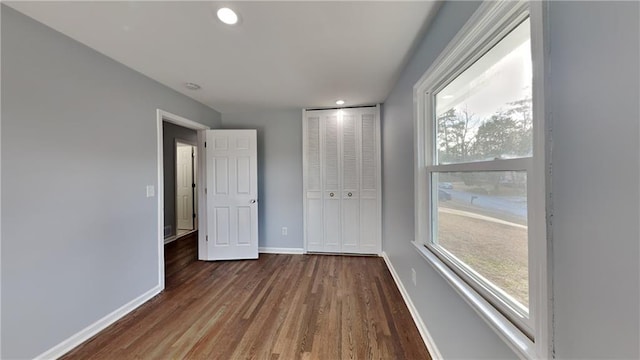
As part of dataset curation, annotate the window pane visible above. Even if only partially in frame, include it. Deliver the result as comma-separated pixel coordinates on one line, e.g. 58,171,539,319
435,19,532,165
432,171,528,311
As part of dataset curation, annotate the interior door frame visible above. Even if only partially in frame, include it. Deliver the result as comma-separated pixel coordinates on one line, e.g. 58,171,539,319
156,109,209,290
175,139,197,235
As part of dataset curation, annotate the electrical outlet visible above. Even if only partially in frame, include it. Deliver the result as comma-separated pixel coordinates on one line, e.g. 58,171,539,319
411,268,417,286
146,185,155,198
281,227,288,236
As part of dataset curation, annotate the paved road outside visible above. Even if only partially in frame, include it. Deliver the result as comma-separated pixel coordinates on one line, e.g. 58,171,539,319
445,189,527,220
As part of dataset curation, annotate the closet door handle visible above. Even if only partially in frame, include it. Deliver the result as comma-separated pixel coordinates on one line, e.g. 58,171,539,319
250,199,257,204
329,192,335,197
348,192,352,197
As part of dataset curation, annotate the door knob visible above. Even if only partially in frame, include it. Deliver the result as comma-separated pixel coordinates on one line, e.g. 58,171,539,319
250,199,257,203
348,192,352,197
329,192,334,197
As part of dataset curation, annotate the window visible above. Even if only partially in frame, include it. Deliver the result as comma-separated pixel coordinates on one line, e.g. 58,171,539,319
433,17,532,328
414,1,549,358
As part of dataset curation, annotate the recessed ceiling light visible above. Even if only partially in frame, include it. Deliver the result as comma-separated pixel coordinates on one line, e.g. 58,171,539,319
217,7,239,25
336,100,345,105
185,82,201,90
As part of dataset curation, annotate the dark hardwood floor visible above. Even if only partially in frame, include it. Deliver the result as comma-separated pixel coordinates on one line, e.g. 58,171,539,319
61,237,431,359
164,231,199,278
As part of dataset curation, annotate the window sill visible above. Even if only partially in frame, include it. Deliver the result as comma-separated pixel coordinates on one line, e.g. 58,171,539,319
412,241,536,359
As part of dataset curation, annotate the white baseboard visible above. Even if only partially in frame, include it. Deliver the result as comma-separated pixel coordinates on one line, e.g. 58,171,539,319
164,235,177,244
259,247,305,255
381,251,442,360
34,284,163,360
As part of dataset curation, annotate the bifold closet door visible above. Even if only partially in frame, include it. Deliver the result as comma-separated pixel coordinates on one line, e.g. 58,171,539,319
322,113,341,253
305,115,323,252
303,106,380,254
340,111,360,253
358,111,379,254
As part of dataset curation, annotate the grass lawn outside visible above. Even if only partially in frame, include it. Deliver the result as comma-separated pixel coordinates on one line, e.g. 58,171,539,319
436,206,529,308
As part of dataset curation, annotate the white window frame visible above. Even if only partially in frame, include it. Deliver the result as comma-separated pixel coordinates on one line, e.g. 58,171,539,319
413,1,551,359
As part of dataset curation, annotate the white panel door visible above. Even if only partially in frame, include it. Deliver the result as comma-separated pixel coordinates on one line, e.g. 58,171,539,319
176,144,194,230
205,130,258,260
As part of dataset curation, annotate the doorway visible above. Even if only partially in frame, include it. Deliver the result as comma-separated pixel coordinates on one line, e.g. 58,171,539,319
163,122,198,243
157,109,209,290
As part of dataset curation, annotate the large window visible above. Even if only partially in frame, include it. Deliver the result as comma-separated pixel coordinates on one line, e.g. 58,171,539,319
414,2,549,358
433,17,532,328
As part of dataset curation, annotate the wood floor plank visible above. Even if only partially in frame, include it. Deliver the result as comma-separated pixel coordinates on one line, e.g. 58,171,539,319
61,243,431,360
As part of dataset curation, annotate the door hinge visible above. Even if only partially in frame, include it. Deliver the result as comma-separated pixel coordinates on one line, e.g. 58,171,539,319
193,213,196,219
192,183,196,188
204,141,207,148
206,235,209,242
205,188,207,194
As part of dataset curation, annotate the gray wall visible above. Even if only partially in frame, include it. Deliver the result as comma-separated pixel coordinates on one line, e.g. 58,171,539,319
548,2,639,358
221,110,304,250
382,1,639,359
163,122,197,238
1,6,221,359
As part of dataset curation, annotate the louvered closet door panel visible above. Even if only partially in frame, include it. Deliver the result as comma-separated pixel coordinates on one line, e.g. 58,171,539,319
323,114,341,252
359,111,380,254
341,111,360,253
305,115,324,252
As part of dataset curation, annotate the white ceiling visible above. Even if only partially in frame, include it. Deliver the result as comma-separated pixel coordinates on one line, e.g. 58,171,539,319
6,1,439,113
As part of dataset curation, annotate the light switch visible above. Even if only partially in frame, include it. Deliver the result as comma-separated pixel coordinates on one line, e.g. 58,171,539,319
146,185,155,197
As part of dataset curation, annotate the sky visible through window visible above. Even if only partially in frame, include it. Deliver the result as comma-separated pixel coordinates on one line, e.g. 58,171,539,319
435,19,532,164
